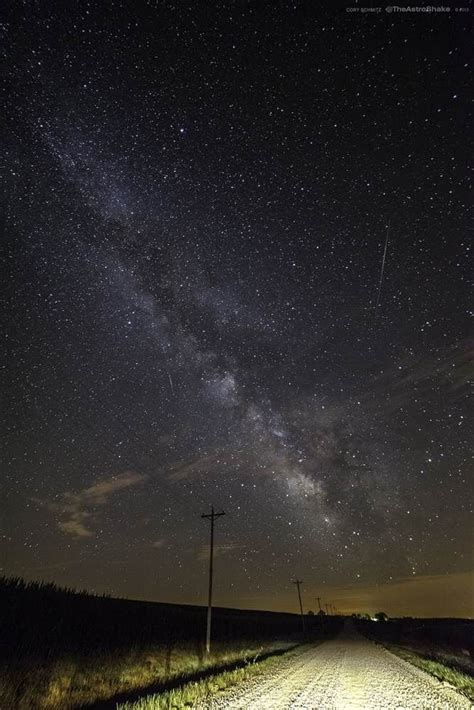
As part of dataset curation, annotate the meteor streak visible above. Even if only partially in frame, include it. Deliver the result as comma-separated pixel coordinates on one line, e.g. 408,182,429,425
374,220,391,326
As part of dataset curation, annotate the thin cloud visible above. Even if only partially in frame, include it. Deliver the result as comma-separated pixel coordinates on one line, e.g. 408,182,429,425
168,453,219,481
34,471,147,539
375,340,472,408
197,543,245,561
58,517,94,538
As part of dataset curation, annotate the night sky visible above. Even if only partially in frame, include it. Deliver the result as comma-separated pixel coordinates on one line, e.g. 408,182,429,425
2,1,472,618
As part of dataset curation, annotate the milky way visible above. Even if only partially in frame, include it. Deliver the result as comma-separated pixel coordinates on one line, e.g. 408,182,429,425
2,2,471,615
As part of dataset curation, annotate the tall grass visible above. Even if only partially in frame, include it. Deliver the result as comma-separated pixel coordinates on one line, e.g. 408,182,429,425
387,645,474,702
117,646,304,710
1,639,297,709
356,618,474,702
1,576,337,709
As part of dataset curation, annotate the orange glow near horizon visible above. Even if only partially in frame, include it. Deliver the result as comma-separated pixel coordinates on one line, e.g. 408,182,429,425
224,572,474,619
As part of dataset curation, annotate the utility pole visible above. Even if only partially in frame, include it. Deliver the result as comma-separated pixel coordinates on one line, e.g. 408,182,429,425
293,579,306,635
201,506,225,654
325,603,330,615
316,595,324,633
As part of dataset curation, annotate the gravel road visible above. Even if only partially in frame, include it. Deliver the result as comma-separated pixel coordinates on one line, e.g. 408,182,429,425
198,622,471,709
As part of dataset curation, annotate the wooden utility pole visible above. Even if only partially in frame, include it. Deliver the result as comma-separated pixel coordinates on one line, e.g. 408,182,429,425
315,595,324,634
325,603,330,615
293,579,305,635
316,596,324,630
201,506,225,654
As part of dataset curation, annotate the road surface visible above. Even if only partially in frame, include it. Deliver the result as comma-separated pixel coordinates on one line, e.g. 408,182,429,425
198,622,470,709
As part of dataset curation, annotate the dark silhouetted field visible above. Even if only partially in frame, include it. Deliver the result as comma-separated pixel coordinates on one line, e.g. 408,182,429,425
0,577,340,709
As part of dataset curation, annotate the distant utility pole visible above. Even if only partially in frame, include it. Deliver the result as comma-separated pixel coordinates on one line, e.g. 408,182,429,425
293,579,306,635
201,506,225,654
325,603,330,615
316,596,324,631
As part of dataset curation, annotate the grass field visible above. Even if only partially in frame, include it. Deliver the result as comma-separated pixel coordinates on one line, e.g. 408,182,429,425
386,644,474,702
117,645,304,710
1,638,298,709
9,576,470,708
1,576,338,709
357,617,474,702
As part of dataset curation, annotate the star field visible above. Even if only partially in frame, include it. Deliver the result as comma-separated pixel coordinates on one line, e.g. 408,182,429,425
2,2,472,616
